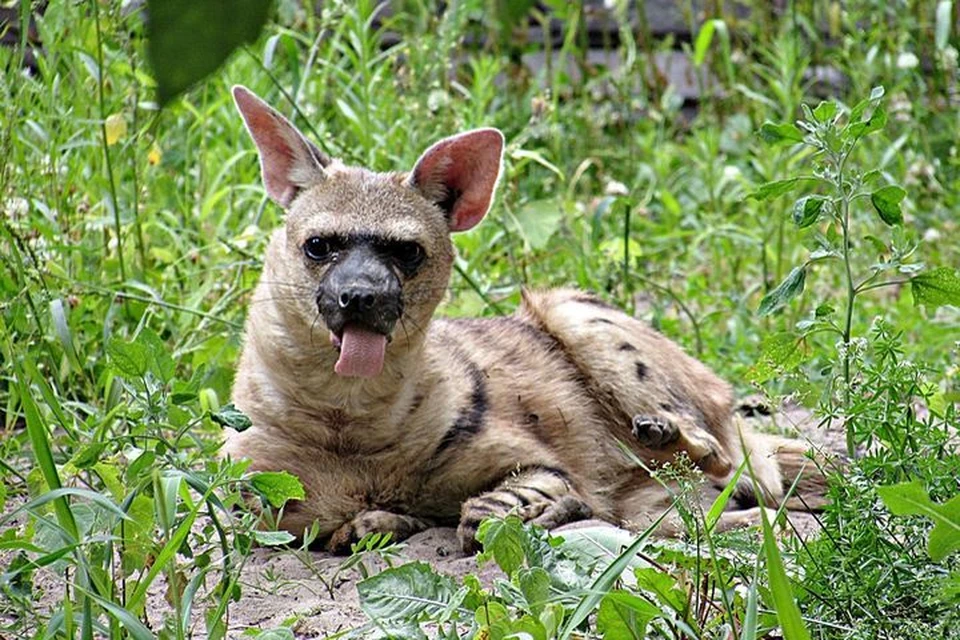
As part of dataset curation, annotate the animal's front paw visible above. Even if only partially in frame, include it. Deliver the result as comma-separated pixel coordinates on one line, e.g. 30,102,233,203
457,493,528,553
457,495,593,553
631,414,679,448
326,510,428,554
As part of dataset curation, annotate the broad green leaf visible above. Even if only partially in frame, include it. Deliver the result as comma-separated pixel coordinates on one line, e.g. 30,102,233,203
491,614,547,640
477,516,526,575
854,103,887,138
122,494,155,575
509,199,564,250
750,178,817,201
107,337,151,379
911,268,960,311
747,332,807,384
792,196,827,228
870,185,905,226
758,266,807,316
634,567,686,611
250,471,305,509
846,87,886,139
812,101,837,122
815,303,835,318
517,567,551,615
475,601,509,626
210,403,253,432
357,561,458,620
251,530,296,546
147,0,272,106
878,481,960,561
596,590,660,639
556,526,642,568
757,122,804,145
139,328,175,383
252,629,295,640
929,495,960,561
863,234,888,256
69,442,107,470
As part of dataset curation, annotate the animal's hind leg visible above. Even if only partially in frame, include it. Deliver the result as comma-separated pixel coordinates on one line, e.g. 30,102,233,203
457,466,593,552
632,413,732,477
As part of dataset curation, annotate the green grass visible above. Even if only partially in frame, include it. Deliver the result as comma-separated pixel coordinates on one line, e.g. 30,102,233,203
1,0,959,638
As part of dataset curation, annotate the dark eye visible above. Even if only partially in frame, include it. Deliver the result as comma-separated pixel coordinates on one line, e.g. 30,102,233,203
303,236,338,262
389,241,426,273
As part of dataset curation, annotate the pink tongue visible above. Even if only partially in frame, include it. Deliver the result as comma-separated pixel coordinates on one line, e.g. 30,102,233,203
333,327,387,378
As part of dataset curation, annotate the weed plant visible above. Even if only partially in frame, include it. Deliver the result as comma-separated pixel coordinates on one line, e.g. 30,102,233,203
1,0,959,638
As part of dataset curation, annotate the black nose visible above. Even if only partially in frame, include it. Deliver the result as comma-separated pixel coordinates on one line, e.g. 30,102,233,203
338,288,377,312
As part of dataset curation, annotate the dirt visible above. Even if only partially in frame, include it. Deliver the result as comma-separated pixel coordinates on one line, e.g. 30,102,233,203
1,400,846,639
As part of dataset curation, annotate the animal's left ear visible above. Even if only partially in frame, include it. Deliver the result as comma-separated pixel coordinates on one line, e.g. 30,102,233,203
405,128,504,232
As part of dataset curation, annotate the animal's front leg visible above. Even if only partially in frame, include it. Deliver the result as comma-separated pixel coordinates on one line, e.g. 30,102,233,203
457,466,593,552
327,510,431,553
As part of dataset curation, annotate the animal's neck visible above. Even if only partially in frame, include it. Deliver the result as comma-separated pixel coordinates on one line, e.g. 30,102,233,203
256,316,430,420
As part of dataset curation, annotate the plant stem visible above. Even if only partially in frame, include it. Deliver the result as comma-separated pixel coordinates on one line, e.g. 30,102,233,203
129,40,146,275
91,0,126,282
837,162,857,459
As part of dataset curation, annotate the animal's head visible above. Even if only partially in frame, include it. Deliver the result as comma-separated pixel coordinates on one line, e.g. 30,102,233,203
232,86,503,379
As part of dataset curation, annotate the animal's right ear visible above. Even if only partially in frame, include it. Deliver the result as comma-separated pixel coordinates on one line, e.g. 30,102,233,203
232,85,329,208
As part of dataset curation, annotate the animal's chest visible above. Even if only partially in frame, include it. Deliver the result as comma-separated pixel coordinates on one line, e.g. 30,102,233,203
316,445,469,523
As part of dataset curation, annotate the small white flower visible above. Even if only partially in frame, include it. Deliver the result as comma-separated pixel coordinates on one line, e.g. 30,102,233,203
896,52,919,69
604,180,629,197
4,197,29,219
723,165,742,181
941,46,958,69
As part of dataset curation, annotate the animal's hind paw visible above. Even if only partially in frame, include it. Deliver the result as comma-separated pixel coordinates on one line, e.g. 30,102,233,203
631,414,679,448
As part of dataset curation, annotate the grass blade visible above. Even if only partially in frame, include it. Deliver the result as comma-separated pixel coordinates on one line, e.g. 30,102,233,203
13,366,79,542
558,501,676,640
741,435,811,640
706,457,747,533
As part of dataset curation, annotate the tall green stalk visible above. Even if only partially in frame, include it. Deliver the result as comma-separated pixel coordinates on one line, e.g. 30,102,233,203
91,0,126,282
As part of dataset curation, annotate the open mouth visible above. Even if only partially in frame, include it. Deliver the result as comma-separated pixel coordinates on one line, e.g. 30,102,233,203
329,325,390,378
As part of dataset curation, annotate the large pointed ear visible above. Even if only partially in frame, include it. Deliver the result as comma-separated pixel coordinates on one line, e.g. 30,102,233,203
232,85,329,208
405,128,504,232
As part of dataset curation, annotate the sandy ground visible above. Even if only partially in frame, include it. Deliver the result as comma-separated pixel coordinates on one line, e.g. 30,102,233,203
1,400,845,639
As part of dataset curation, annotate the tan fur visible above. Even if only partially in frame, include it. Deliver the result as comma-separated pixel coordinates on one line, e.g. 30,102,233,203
224,87,825,552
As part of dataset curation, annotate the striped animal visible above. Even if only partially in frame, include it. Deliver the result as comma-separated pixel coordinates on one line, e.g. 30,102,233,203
223,86,820,552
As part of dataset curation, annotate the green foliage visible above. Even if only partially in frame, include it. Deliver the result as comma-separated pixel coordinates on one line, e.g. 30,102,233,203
758,266,806,316
878,481,960,561
147,0,273,105
911,268,960,311
2,0,959,638
249,471,305,509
